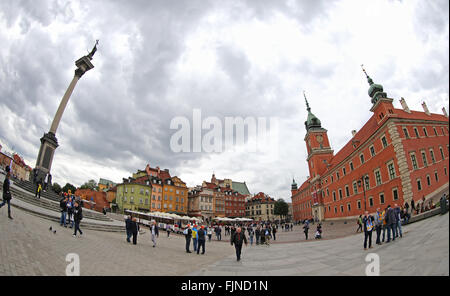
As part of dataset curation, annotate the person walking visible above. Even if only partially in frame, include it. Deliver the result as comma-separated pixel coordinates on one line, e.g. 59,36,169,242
44,172,49,192
184,224,192,253
125,215,132,243
272,226,277,241
0,166,13,219
217,225,222,241
59,196,68,227
248,227,254,246
411,199,415,215
362,211,374,250
394,204,403,238
129,217,139,245
255,226,261,245
356,215,363,233
374,208,383,245
150,220,159,247
35,179,42,199
207,226,212,242
197,225,206,255
230,227,247,261
73,201,83,238
166,223,171,237
303,220,310,240
440,194,448,214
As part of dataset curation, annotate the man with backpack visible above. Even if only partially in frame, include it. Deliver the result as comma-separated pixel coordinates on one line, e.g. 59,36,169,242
197,225,206,255
385,205,397,243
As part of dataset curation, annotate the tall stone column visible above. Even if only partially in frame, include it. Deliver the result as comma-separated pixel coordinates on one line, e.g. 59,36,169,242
34,41,98,182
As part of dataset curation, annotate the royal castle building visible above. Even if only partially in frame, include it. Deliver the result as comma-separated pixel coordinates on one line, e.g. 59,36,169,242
291,70,449,221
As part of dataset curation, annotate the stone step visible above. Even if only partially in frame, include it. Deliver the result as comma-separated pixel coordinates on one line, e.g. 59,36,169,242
2,196,125,233
9,190,111,222
1,181,112,222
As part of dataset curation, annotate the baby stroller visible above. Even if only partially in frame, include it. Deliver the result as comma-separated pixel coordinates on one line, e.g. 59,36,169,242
315,224,322,239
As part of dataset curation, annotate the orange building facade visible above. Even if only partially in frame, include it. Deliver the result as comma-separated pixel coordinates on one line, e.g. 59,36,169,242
291,73,449,222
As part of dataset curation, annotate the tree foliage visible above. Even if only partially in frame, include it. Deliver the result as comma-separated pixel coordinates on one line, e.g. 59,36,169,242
62,183,77,194
274,198,289,218
52,182,62,194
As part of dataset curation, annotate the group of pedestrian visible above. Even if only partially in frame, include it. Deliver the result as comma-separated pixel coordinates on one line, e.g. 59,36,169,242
33,171,52,199
125,215,160,247
183,224,207,255
59,193,83,238
361,204,405,250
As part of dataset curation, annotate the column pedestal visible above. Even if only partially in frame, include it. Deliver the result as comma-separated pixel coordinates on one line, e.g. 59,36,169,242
35,132,59,182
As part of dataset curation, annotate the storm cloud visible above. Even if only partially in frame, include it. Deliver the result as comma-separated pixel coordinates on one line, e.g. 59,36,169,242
0,0,448,201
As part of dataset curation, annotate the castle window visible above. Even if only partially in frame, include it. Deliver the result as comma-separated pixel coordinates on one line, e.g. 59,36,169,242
338,189,343,200
433,127,438,136
353,181,358,194
345,185,350,197
379,193,385,204
342,167,346,176
392,188,399,201
440,147,445,159
375,169,382,186
369,196,374,207
350,162,354,171
429,149,436,163
410,153,418,170
360,154,365,165
403,127,409,138
387,162,396,180
357,200,361,209
426,175,431,186
370,145,376,157
421,151,428,167
417,179,422,191
381,136,388,148
414,127,420,138
435,171,439,182
347,203,351,212
423,127,428,137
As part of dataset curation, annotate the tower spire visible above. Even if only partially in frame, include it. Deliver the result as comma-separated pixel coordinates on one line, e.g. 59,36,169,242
361,64,373,85
304,90,310,111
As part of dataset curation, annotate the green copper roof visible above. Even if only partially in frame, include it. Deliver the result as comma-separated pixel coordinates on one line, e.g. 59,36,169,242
304,91,322,131
362,65,387,105
232,181,250,195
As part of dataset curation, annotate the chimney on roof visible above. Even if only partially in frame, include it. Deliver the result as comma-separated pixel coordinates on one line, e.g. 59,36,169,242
399,97,411,113
422,101,431,115
351,130,357,137
443,107,448,118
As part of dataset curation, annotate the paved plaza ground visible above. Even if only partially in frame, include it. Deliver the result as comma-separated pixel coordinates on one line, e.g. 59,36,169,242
0,205,448,276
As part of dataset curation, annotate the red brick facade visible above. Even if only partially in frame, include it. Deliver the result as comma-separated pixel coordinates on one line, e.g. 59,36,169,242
75,188,110,212
291,86,449,222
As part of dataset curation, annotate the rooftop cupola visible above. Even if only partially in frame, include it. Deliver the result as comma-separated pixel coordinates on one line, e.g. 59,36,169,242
304,91,322,131
361,65,387,105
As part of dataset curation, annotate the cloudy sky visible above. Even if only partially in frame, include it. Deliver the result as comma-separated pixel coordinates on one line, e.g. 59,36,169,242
0,0,448,201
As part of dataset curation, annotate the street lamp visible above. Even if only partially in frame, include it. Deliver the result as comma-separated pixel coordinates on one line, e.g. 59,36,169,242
357,175,370,212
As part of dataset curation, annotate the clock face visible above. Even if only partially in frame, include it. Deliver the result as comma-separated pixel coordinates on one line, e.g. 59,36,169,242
316,135,323,143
